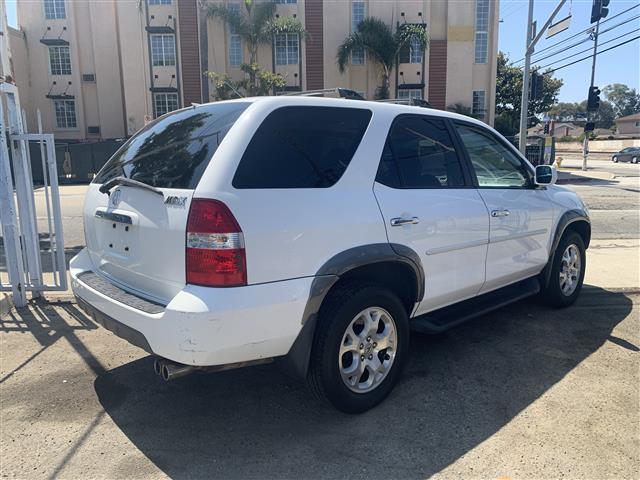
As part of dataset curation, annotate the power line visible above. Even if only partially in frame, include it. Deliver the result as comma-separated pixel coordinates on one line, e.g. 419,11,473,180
535,27,640,69
509,3,640,65
543,35,640,74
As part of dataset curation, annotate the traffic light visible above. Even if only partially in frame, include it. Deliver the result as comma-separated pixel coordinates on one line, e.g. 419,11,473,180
530,72,544,100
584,122,595,132
543,122,550,135
591,0,610,23
587,86,601,111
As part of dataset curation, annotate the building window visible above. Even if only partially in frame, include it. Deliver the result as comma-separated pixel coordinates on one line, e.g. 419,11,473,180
472,90,486,118
151,34,176,66
409,36,423,63
49,46,71,75
44,0,65,19
275,33,299,65
154,93,179,117
398,89,422,100
475,0,489,64
275,0,297,3
149,0,171,4
227,3,242,67
53,100,76,128
351,1,365,65
229,35,242,67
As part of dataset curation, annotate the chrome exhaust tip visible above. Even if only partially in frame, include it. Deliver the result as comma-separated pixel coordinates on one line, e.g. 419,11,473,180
161,362,196,382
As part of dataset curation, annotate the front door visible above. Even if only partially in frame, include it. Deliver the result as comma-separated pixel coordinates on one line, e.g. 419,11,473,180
373,115,490,315
453,123,555,294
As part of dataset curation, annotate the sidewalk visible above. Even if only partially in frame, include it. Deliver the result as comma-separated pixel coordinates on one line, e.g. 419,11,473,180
557,168,615,184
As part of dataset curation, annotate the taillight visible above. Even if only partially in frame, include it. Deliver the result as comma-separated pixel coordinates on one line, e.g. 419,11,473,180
186,199,247,287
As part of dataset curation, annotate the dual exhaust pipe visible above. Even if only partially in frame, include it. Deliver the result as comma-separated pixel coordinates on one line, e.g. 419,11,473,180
153,356,273,381
153,358,197,381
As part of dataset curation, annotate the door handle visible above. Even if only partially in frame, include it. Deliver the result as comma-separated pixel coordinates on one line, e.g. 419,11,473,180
491,209,510,218
390,216,420,226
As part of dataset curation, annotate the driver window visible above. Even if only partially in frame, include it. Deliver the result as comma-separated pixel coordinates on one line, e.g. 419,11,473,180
455,124,532,188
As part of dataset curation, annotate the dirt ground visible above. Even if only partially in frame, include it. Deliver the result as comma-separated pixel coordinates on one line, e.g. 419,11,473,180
1,287,638,479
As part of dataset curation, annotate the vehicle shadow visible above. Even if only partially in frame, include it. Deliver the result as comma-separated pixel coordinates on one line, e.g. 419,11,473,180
94,286,634,479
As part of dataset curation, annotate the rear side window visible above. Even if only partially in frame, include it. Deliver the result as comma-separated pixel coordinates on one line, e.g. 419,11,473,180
94,102,250,189
376,115,465,188
232,106,373,189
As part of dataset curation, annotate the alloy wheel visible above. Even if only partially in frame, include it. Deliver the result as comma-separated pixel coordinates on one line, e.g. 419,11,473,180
559,244,581,296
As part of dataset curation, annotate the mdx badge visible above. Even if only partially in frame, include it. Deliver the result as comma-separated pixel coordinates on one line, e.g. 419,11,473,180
164,196,187,208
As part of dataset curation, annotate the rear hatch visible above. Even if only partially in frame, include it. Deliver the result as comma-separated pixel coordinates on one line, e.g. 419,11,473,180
84,102,250,303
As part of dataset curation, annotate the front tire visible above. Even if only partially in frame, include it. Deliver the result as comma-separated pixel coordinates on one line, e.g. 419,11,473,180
308,283,409,413
612,156,618,163
541,231,586,308
632,157,638,164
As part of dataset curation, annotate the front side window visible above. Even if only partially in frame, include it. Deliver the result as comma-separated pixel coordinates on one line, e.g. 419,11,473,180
472,90,486,119
53,99,76,128
94,102,250,189
475,0,489,63
376,116,465,189
49,46,71,75
154,93,179,117
44,0,65,19
275,33,299,65
233,106,373,189
455,124,532,188
151,34,176,66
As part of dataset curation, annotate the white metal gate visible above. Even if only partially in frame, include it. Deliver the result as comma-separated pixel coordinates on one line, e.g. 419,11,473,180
0,83,67,307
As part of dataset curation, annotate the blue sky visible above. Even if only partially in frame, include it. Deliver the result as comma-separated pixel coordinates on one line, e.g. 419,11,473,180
499,0,640,103
6,0,639,103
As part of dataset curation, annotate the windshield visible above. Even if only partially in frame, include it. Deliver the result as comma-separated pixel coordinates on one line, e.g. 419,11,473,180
94,102,250,189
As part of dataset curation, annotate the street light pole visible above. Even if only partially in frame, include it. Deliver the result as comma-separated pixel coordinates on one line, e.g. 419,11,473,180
518,0,568,155
519,0,535,154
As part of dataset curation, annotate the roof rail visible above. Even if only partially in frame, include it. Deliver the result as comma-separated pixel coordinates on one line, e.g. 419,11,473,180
376,98,433,108
282,88,365,100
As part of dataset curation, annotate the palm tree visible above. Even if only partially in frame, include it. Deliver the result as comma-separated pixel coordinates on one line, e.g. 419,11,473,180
206,0,306,95
337,17,428,99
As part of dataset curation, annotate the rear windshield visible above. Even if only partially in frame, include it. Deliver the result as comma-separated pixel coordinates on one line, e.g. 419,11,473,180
94,102,250,189
232,106,373,189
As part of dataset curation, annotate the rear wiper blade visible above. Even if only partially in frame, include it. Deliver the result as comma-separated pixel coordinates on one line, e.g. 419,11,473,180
99,176,164,197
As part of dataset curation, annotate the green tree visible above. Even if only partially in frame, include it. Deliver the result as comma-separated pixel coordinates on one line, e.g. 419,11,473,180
206,0,306,95
494,51,563,136
602,83,640,118
546,100,615,129
336,18,428,99
206,64,287,101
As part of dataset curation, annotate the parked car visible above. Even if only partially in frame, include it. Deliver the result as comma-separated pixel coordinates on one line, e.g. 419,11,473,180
612,147,640,163
71,97,590,413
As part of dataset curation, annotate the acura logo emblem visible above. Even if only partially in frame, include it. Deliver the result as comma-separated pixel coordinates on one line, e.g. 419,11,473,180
110,188,122,207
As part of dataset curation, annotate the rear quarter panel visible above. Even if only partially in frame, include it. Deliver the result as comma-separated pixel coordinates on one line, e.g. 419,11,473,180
194,99,396,285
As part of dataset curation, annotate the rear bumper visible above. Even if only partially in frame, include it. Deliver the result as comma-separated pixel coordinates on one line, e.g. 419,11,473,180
70,248,313,366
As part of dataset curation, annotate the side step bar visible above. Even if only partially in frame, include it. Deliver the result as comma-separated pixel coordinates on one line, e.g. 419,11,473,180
411,277,541,333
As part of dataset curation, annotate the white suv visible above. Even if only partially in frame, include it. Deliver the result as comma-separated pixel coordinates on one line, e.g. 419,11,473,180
71,96,590,413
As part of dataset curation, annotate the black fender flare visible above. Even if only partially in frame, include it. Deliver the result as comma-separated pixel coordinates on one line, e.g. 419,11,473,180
541,209,591,288
276,243,424,379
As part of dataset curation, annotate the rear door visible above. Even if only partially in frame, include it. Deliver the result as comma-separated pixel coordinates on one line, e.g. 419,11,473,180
84,102,250,302
373,115,490,314
453,122,555,294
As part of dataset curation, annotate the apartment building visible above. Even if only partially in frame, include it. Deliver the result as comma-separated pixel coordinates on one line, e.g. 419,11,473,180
11,0,499,141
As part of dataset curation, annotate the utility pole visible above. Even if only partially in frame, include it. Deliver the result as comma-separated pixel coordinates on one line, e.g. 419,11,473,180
518,0,568,154
583,0,610,170
519,0,535,154
583,23,600,171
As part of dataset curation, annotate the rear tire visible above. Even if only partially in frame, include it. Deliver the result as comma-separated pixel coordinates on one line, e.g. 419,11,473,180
612,156,618,163
540,231,586,308
632,157,638,164
308,283,409,414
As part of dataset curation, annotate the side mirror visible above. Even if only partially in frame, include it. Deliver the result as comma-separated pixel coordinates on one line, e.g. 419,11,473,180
535,165,557,186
